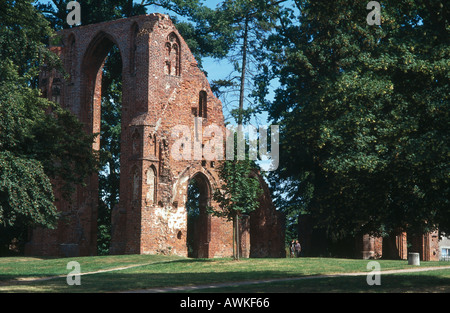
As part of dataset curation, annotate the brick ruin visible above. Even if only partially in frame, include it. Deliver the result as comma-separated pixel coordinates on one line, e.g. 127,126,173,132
24,14,285,258
27,13,439,262
359,231,440,261
298,215,440,261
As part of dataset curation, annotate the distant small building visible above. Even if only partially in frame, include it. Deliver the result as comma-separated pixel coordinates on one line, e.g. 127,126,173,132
439,233,450,261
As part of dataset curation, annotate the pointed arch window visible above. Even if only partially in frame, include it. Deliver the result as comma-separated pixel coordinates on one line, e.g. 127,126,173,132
165,32,181,76
146,165,157,204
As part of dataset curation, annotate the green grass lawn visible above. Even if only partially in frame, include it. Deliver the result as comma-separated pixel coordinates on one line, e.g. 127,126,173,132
184,269,450,293
0,255,449,293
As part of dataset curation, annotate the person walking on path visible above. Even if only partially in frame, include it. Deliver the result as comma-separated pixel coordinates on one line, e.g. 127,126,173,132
290,240,296,258
295,240,301,257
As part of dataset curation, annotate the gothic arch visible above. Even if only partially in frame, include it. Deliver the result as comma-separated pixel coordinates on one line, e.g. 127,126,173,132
81,31,123,77
146,165,157,204
80,31,124,143
190,171,212,203
186,171,212,258
27,15,285,258
165,32,181,76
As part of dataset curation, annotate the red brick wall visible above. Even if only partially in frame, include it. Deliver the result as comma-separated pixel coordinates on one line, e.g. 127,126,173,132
26,14,284,258
411,231,440,261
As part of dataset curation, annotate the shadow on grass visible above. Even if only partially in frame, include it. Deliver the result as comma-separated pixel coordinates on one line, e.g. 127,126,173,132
185,271,450,293
0,269,318,293
0,256,188,282
2,268,450,293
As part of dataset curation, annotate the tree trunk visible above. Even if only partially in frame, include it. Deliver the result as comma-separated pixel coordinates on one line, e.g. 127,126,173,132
234,16,248,261
232,213,235,259
238,16,249,126
235,212,240,260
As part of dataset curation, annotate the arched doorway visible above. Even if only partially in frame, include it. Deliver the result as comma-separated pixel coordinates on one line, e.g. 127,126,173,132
185,173,211,258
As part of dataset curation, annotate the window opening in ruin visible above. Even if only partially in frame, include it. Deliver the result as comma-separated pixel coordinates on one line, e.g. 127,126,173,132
165,32,180,76
146,165,157,204
186,173,211,258
82,37,123,256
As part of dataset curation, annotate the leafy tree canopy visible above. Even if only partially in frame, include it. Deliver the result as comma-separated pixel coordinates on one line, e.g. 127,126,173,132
212,139,263,259
212,159,262,221
0,0,98,253
264,0,449,238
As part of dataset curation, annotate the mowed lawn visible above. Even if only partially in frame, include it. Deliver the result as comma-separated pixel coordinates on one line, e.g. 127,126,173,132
0,255,449,293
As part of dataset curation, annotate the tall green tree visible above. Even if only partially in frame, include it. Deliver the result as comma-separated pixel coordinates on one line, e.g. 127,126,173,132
264,0,449,240
212,154,262,260
211,0,284,124
0,0,98,255
208,1,286,258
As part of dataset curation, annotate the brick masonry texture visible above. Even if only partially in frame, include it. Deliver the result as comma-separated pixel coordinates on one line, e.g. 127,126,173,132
25,14,285,258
